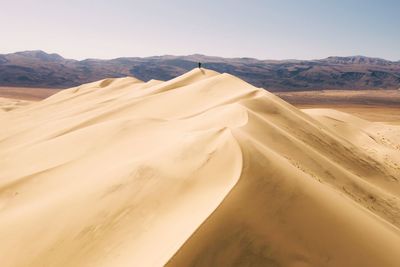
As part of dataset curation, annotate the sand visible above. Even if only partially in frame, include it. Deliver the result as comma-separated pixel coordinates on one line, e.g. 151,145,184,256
276,89,400,125
0,87,62,101
0,69,399,267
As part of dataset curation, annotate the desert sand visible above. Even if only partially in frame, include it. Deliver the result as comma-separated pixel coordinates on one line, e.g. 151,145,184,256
277,89,400,125
0,87,62,101
0,69,399,267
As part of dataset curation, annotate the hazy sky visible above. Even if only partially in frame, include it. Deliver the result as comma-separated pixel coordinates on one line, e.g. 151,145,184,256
1,0,399,60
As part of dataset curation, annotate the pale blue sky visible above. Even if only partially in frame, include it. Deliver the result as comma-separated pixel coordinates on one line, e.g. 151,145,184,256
1,0,399,60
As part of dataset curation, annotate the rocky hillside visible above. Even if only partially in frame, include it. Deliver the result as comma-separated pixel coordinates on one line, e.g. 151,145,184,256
0,50,399,91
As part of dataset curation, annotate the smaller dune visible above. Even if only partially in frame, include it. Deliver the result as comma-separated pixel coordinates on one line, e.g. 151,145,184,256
0,97,33,112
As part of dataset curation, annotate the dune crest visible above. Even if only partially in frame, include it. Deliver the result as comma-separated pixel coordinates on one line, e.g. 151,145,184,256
0,69,399,267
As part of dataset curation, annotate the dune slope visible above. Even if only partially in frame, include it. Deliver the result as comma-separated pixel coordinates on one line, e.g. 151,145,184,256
0,69,399,267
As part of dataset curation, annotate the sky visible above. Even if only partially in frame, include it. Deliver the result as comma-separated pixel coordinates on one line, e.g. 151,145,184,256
1,0,399,60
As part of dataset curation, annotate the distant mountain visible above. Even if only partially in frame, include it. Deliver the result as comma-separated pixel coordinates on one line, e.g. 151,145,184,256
0,50,399,91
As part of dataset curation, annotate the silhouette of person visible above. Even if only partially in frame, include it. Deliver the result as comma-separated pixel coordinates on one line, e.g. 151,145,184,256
198,62,202,69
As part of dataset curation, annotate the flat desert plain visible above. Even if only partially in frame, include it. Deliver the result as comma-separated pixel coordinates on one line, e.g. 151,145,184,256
0,86,62,101
3,86,398,123
0,71,399,267
277,89,400,124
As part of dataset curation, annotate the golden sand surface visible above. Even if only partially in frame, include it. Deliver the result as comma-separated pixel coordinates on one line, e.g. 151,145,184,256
0,69,399,267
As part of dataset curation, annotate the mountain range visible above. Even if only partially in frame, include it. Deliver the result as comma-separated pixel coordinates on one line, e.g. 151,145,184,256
1,50,400,91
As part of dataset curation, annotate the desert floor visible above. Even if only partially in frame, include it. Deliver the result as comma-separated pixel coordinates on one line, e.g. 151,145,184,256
276,89,400,124
0,86,62,101
2,86,398,123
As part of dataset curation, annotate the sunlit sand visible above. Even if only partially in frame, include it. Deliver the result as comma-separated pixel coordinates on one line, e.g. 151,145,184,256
1,69,399,267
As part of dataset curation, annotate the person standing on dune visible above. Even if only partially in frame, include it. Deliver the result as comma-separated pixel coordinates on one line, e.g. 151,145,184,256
198,62,202,69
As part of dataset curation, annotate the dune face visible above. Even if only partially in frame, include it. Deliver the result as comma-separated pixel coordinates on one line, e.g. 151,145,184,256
0,69,399,267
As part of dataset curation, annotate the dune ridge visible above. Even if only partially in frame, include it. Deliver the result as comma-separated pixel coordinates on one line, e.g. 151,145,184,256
0,69,399,267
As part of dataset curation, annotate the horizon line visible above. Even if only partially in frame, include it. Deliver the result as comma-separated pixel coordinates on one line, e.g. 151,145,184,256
2,49,399,63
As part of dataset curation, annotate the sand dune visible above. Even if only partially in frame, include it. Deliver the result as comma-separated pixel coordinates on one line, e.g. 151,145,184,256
0,97,33,113
0,69,399,267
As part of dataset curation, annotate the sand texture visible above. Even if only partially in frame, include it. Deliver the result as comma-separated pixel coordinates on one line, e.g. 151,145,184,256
0,69,399,267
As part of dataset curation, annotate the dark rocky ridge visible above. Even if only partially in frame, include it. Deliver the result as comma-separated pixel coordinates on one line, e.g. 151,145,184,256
1,51,399,91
